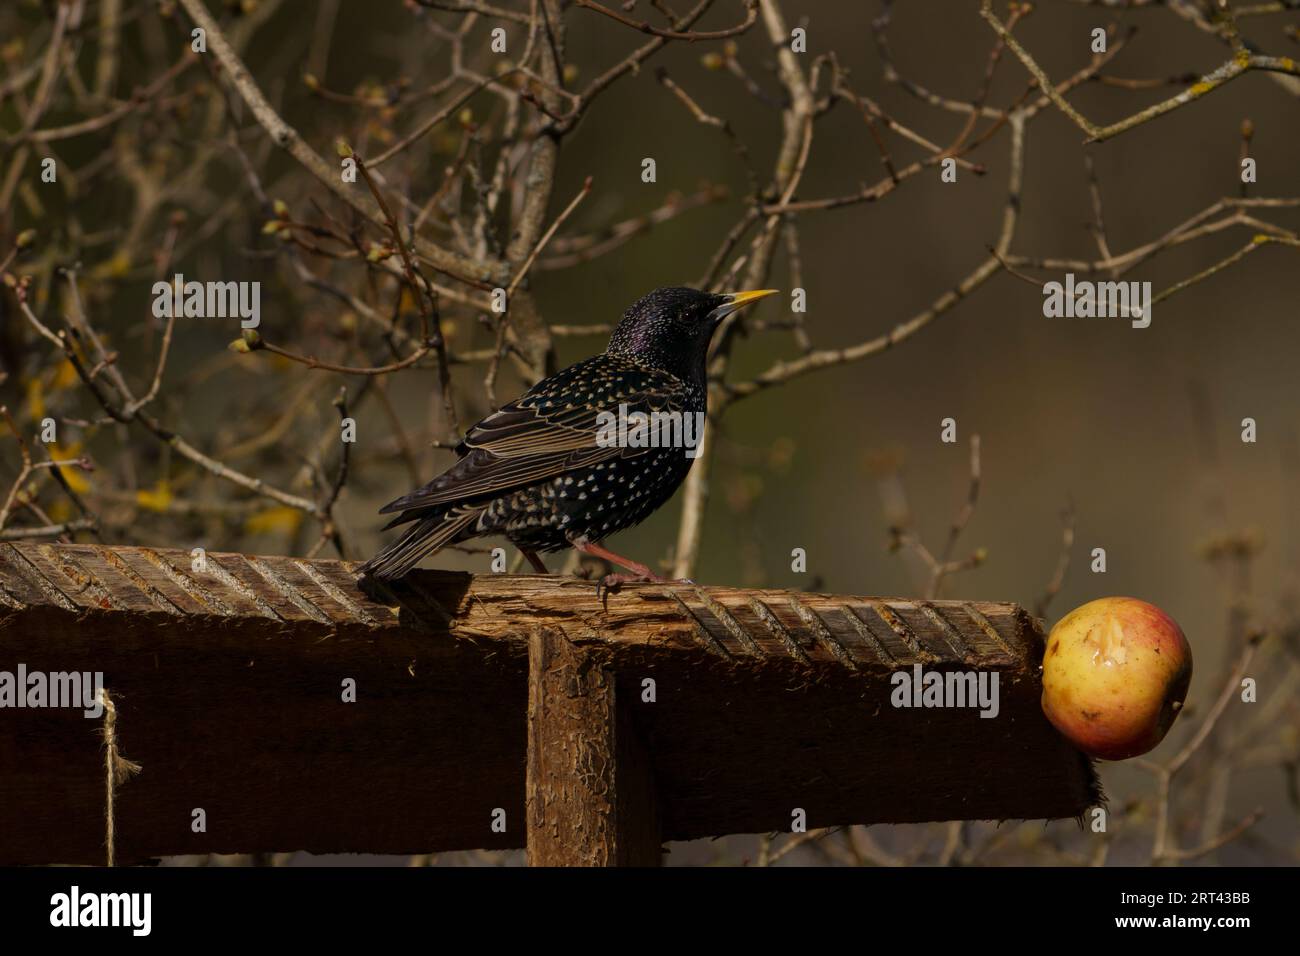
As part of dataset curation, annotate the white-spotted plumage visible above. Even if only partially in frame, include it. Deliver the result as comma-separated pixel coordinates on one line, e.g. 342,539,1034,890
359,288,746,579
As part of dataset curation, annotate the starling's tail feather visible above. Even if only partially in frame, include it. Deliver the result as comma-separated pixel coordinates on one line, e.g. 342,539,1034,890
357,507,482,580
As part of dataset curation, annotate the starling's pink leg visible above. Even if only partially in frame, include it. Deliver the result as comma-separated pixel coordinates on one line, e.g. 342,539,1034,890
567,536,691,598
521,549,549,574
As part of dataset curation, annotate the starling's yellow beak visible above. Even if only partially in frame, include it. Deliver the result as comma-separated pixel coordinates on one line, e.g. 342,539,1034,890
723,288,779,310
711,288,778,324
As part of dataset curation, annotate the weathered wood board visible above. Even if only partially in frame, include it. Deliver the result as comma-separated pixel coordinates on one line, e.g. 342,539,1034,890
0,542,1099,865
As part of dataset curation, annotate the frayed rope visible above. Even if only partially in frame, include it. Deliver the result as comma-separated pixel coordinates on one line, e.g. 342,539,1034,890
101,689,141,867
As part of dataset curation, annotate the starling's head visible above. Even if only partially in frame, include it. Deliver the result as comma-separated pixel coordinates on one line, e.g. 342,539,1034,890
606,286,777,382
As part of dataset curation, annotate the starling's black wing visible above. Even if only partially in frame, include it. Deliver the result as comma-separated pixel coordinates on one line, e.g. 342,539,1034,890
377,355,693,522
358,505,484,579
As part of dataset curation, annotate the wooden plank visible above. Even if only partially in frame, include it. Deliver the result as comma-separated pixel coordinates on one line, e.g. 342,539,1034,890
525,627,661,866
0,543,1100,865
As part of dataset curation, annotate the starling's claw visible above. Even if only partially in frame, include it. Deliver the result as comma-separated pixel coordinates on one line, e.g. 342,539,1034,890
598,573,641,599
596,571,692,602
596,572,646,601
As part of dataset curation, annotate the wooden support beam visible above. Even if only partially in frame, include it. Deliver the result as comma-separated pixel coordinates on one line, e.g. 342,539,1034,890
0,542,1099,866
526,627,661,866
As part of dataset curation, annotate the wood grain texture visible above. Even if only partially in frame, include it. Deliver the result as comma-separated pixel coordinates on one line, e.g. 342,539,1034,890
526,627,662,866
0,542,1100,865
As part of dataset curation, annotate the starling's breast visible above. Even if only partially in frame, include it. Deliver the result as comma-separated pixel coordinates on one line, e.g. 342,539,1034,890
483,445,699,552
480,439,702,548
469,351,708,552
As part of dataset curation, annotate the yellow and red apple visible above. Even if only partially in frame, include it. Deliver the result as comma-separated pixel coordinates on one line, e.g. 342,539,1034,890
1041,597,1192,760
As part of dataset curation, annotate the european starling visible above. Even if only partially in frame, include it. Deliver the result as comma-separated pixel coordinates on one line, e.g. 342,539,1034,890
358,286,777,585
